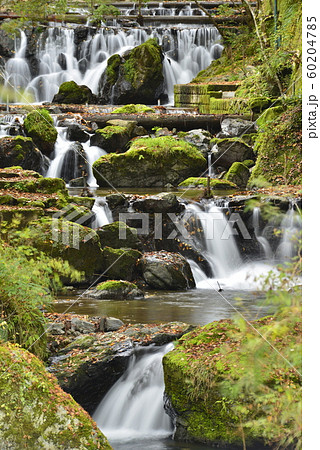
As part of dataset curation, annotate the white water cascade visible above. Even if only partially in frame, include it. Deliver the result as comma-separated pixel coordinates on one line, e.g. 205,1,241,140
92,197,113,228
276,201,302,261
2,26,222,104
93,343,174,444
252,207,273,260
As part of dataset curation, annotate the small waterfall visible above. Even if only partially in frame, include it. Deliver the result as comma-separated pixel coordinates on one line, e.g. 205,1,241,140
2,26,222,104
252,207,273,260
185,201,242,278
93,343,174,443
276,201,301,261
92,197,113,228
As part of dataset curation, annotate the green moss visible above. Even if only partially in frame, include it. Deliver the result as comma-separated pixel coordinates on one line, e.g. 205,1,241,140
0,343,111,449
98,221,140,249
242,159,255,168
256,106,285,130
23,109,57,154
54,81,94,104
224,162,250,188
178,177,238,190
111,104,154,114
97,125,127,140
249,103,302,185
102,247,141,280
69,196,95,209
106,53,121,85
96,280,138,291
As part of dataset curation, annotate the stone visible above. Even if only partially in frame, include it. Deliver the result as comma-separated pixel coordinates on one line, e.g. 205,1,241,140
104,317,125,332
66,123,91,142
71,317,95,334
132,193,185,214
219,118,257,137
47,322,65,335
0,343,111,449
58,142,88,183
210,137,255,171
98,39,164,104
90,125,130,152
102,247,142,281
23,109,58,157
52,80,98,104
177,129,213,156
140,251,195,290
89,280,144,299
97,221,141,249
93,136,207,188
225,162,251,188
0,136,49,175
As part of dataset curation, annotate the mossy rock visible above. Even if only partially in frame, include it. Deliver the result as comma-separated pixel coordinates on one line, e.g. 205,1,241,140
0,136,48,174
102,246,142,281
178,177,238,190
52,80,97,104
97,221,141,249
0,343,111,449
23,109,58,156
111,104,154,114
224,162,250,188
90,280,144,299
210,137,255,170
0,176,68,196
256,106,285,130
99,39,164,104
93,136,206,188
247,96,271,113
69,196,95,209
249,103,302,185
90,125,130,152
14,218,104,281
54,204,95,228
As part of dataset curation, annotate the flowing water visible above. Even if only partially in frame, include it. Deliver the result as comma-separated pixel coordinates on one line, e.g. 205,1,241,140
2,26,222,104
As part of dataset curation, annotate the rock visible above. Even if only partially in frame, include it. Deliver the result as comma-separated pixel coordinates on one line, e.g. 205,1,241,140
66,123,91,142
90,125,130,152
14,217,104,282
218,117,257,137
111,104,154,114
0,29,15,58
210,137,255,171
0,136,49,175
106,118,148,138
58,142,88,183
178,129,213,156
69,176,88,187
89,280,144,299
0,343,111,449
102,247,142,281
99,39,164,104
93,136,207,188
23,109,58,157
224,162,250,188
52,80,98,104
140,251,195,290
132,193,185,214
53,204,95,228
47,322,65,335
97,221,141,249
178,177,238,190
71,317,95,334
103,317,125,332
256,106,285,130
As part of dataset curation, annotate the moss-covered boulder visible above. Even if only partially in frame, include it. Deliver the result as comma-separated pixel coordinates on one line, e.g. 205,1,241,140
0,136,49,174
23,109,58,156
14,218,104,281
250,104,302,186
90,125,130,152
93,136,207,187
224,162,250,188
89,280,144,299
0,343,111,449
52,80,97,104
58,142,88,183
99,39,164,104
102,247,142,281
178,177,238,190
97,221,141,249
211,137,255,171
256,106,285,130
132,193,185,214
140,251,195,290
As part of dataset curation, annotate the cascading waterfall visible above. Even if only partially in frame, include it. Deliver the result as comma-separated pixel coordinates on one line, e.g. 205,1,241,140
92,198,113,228
2,26,222,104
252,207,273,260
93,343,174,443
276,201,302,261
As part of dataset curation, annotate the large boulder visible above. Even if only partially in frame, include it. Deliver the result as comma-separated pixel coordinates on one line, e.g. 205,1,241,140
89,280,144,299
99,38,164,104
218,118,257,138
93,136,207,188
0,136,49,174
102,247,142,281
140,251,195,290
90,125,130,152
23,109,58,156
0,343,111,449
211,137,255,171
52,80,98,104
132,193,185,214
178,129,213,156
97,221,141,249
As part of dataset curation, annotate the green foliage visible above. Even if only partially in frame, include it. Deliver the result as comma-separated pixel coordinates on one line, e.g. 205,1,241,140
23,108,57,151
178,177,238,190
0,241,81,359
111,104,154,114
91,4,120,22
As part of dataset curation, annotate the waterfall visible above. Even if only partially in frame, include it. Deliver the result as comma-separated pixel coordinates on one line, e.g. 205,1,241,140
1,25,222,104
252,207,273,260
93,343,174,443
276,201,301,261
92,197,113,228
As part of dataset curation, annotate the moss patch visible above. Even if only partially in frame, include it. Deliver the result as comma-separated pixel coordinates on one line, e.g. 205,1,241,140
178,177,237,190
111,104,154,114
23,109,57,156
